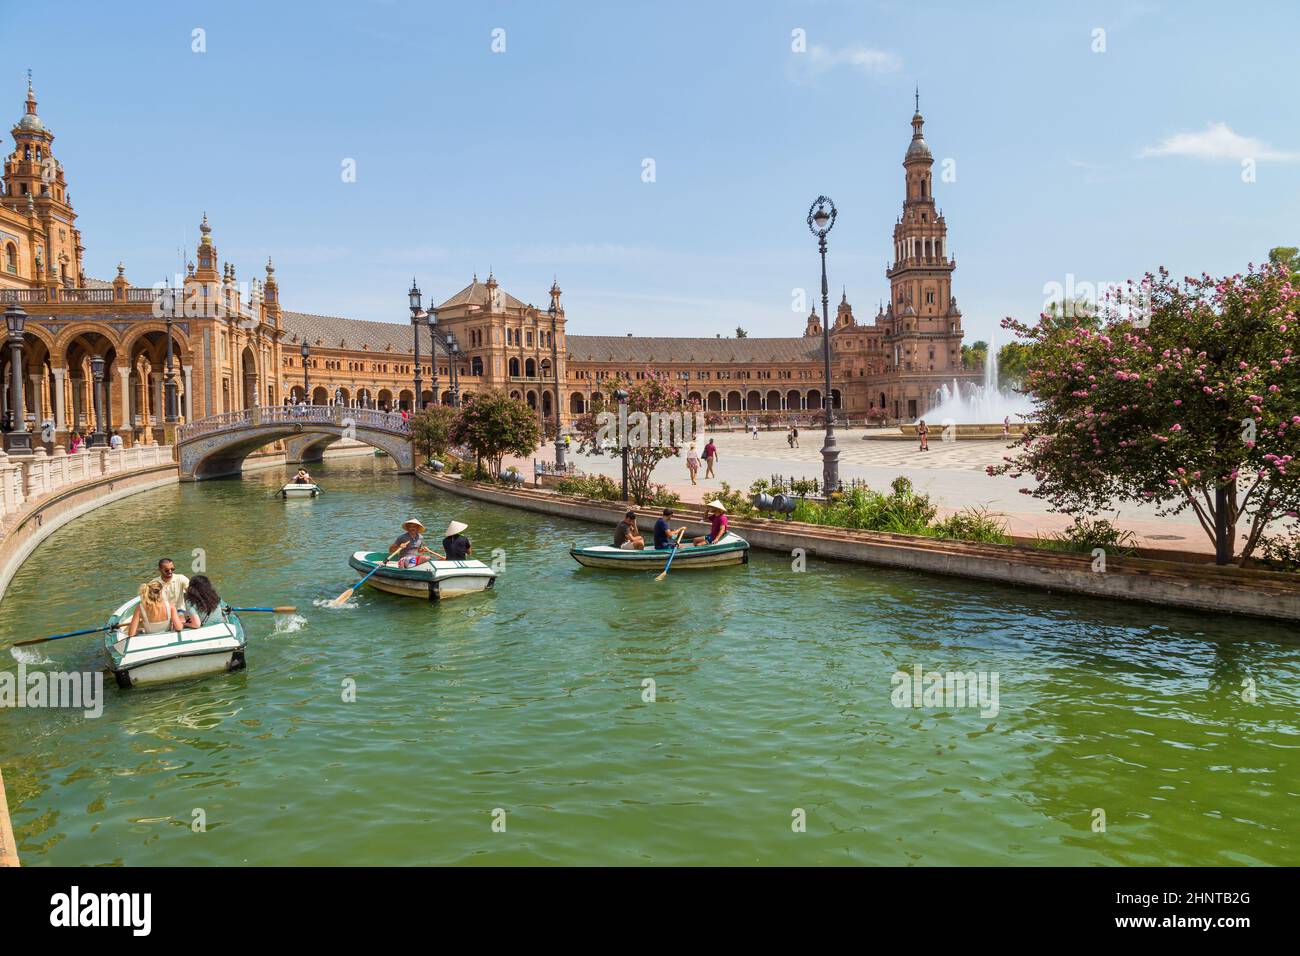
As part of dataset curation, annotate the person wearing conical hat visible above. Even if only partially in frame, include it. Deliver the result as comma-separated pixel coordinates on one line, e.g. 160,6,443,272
442,519,473,561
692,501,728,547
391,517,442,568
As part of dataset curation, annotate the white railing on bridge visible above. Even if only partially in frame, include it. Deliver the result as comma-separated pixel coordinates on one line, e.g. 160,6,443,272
0,444,174,528
178,405,411,442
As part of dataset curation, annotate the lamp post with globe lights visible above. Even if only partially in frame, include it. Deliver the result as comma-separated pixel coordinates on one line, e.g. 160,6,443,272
807,195,840,493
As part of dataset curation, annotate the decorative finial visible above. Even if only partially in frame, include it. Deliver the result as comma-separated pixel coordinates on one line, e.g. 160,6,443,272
266,256,275,275
914,85,919,113
199,212,211,235
116,261,125,276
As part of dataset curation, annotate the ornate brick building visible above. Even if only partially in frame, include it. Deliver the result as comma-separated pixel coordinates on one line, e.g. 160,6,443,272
0,82,976,453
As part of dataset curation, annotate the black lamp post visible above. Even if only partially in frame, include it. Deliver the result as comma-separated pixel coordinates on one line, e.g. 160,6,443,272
807,195,840,493
409,279,422,413
549,299,565,470
4,304,30,452
89,353,107,447
163,280,178,423
428,308,439,408
446,333,461,407
614,386,630,501
300,342,309,403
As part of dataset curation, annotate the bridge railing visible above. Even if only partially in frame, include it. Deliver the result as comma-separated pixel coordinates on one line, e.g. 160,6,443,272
178,405,412,442
0,444,174,530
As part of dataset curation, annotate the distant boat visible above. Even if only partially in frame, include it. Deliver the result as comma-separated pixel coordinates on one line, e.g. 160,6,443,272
281,482,321,498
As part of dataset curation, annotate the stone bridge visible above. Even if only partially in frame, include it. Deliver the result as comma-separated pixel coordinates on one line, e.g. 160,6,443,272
176,405,413,480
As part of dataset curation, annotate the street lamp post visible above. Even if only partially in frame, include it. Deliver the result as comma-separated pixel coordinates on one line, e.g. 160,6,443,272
163,281,178,424
89,354,107,447
549,300,565,471
409,279,422,414
807,195,840,493
446,334,461,407
4,304,30,452
614,386,630,501
427,309,439,407
300,343,309,403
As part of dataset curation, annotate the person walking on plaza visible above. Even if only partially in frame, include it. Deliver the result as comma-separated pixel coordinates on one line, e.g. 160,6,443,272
917,419,930,452
1002,415,1010,438
685,443,701,484
109,432,123,450
791,425,799,448
702,438,718,478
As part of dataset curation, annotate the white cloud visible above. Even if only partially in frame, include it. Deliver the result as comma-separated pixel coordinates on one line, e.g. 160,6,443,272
1138,122,1300,162
808,45,903,74
788,45,902,84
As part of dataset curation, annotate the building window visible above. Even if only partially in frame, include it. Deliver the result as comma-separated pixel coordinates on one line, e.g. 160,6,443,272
4,244,15,274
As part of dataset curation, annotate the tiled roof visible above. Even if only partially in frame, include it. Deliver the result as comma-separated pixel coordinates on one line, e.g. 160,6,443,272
436,277,528,311
282,311,415,353
565,335,821,365
278,310,820,366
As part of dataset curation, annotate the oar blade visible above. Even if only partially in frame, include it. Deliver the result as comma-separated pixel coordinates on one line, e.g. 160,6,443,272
329,588,355,607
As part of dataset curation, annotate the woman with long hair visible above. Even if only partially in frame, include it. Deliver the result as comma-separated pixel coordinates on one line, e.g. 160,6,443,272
126,580,185,637
183,575,225,628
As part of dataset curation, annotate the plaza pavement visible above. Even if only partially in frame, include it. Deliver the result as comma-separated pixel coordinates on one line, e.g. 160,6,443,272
508,427,1214,554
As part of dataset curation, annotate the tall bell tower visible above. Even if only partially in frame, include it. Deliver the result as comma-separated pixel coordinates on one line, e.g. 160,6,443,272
884,92,963,374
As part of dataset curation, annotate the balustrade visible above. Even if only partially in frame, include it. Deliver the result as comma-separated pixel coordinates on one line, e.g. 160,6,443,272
0,444,172,531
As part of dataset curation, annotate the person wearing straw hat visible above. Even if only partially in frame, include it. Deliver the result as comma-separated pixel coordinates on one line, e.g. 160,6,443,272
442,519,473,561
693,501,729,546
391,518,442,568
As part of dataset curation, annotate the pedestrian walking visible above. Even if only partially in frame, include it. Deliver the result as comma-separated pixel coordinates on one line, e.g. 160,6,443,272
917,420,929,452
702,438,718,478
686,443,701,485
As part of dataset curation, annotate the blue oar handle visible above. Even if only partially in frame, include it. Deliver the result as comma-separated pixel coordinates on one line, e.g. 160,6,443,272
225,606,297,613
15,624,112,647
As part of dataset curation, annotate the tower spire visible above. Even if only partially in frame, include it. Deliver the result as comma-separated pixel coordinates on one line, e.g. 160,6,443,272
914,85,919,114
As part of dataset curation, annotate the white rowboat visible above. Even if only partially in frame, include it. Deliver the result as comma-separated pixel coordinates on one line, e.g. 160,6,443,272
281,482,321,498
104,597,247,688
347,551,498,602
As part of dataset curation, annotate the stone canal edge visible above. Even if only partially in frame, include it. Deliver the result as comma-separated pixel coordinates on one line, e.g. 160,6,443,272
416,469,1300,623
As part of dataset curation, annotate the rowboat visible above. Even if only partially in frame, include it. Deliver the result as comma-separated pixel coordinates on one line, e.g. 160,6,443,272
281,482,321,498
347,551,498,601
569,532,750,570
104,597,246,688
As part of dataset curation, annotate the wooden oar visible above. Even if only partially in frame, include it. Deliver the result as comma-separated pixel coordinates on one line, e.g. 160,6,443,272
655,529,688,582
226,606,298,614
14,624,113,648
330,547,402,606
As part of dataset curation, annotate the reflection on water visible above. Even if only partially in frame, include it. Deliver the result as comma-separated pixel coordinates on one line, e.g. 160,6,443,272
0,455,1297,866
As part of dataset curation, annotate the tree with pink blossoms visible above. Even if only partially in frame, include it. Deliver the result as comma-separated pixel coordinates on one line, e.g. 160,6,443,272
990,263,1300,566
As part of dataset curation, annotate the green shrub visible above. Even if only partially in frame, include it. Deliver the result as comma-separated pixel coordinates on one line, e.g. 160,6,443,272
1036,515,1137,555
1258,533,1300,572
930,507,1012,544
711,481,756,517
649,484,681,508
557,473,621,501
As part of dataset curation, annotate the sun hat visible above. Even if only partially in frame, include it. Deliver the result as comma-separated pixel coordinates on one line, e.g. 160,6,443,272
402,518,427,532
704,500,727,513
444,520,468,537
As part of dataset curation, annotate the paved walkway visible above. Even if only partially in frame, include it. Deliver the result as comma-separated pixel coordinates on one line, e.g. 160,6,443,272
511,427,1213,553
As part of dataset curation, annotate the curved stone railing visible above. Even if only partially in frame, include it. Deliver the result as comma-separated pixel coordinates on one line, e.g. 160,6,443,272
0,444,174,530
178,405,411,441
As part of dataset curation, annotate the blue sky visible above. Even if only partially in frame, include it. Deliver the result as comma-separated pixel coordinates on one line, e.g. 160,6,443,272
9,0,1299,345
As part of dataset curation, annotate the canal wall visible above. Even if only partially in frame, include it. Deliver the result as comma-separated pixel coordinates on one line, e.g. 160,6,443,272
0,769,16,866
0,452,179,604
417,471,1300,622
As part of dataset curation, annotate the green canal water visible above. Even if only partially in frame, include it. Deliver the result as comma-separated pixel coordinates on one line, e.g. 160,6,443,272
1,456,1297,866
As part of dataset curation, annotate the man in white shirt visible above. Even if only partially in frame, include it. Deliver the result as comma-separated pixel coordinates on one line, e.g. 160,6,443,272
150,557,190,610
109,433,123,450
